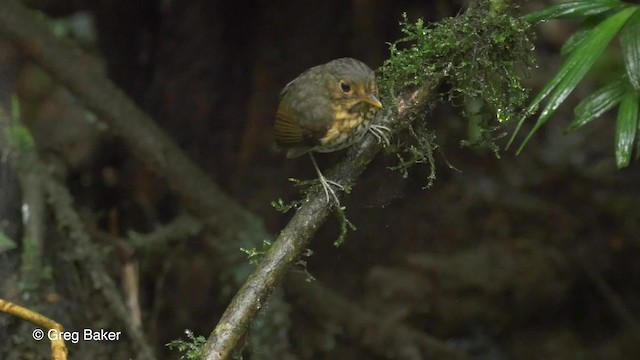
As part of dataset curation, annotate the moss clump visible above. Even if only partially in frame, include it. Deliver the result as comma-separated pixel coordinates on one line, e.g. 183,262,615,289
166,329,207,360
379,0,534,172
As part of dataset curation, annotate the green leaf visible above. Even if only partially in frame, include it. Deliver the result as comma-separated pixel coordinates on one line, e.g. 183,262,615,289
508,6,637,152
620,9,640,90
568,77,625,131
615,92,639,168
525,0,623,24
561,20,598,56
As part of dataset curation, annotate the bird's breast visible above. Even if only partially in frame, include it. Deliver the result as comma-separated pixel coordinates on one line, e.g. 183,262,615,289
315,103,375,152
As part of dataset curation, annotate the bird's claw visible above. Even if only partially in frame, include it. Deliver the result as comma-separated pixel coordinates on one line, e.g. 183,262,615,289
368,124,391,146
309,152,343,205
318,175,343,205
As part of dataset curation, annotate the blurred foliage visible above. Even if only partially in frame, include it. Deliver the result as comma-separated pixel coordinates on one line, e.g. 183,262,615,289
4,124,34,153
4,97,35,153
509,0,640,169
0,231,17,253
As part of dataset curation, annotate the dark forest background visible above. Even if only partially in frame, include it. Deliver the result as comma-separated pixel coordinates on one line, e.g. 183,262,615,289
1,0,640,359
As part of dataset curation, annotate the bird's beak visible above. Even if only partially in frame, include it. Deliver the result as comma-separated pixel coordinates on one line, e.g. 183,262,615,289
363,93,383,109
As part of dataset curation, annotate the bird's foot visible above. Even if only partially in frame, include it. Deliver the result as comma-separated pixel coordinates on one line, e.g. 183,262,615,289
318,174,343,205
369,124,391,146
308,152,344,205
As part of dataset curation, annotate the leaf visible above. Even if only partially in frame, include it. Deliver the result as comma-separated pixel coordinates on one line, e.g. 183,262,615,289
568,77,625,131
525,0,623,24
620,9,640,90
508,6,637,152
615,92,639,168
561,20,598,56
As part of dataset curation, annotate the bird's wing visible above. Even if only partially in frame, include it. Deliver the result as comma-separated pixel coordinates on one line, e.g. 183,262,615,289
274,99,304,147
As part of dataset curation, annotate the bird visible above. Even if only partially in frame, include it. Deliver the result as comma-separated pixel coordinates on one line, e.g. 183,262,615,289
274,57,387,204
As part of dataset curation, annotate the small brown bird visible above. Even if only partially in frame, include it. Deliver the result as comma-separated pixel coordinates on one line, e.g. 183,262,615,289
274,58,386,203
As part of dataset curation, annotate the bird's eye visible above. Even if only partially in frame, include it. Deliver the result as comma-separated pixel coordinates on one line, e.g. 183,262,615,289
340,81,352,93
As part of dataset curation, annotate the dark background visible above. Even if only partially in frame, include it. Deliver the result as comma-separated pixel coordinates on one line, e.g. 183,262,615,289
1,0,640,359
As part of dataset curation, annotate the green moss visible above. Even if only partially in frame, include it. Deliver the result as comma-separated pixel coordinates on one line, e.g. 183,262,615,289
166,329,207,360
388,124,438,187
240,240,272,265
378,0,534,174
270,197,302,213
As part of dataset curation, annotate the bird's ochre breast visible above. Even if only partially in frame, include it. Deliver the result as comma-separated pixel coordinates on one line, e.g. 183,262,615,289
317,102,376,152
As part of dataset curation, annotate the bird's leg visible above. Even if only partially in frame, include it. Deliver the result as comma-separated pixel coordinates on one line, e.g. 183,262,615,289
368,124,391,146
309,153,342,205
